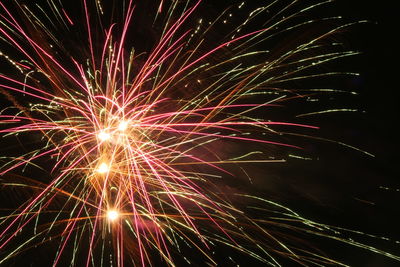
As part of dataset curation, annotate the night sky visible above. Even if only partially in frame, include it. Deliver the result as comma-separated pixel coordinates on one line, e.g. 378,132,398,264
0,0,399,266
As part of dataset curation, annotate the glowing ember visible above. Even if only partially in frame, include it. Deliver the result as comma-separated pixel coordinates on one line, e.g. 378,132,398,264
97,130,111,141
107,210,119,221
117,121,128,132
97,162,110,174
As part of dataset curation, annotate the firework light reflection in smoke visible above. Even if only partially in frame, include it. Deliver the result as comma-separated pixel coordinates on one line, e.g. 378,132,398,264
0,0,398,266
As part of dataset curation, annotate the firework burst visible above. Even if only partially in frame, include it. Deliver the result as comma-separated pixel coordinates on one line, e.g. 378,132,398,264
0,0,398,266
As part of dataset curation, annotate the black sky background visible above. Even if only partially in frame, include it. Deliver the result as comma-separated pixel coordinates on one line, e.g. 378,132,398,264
277,0,400,265
288,1,400,265
0,0,399,266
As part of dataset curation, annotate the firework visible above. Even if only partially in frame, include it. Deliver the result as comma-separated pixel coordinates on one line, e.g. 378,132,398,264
0,0,398,266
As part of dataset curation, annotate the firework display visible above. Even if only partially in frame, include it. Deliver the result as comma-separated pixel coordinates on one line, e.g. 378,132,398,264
0,0,398,266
